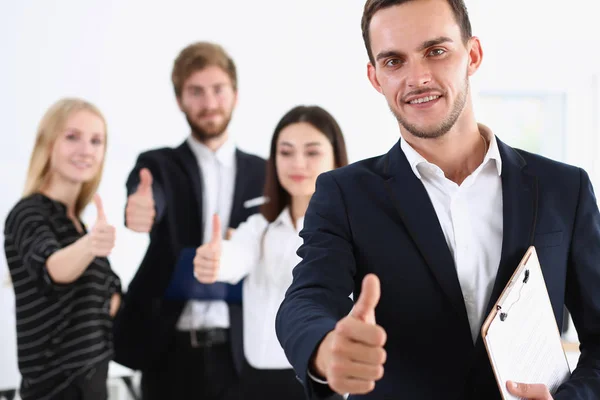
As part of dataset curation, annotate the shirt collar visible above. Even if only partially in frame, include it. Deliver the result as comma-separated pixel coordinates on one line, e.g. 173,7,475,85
187,135,236,168
479,123,502,176
400,123,503,180
273,207,304,232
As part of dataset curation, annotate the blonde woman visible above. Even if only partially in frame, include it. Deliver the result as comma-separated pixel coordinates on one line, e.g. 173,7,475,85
3,98,121,400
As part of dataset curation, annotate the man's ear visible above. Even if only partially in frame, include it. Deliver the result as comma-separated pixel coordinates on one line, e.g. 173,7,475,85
367,62,383,94
466,36,483,77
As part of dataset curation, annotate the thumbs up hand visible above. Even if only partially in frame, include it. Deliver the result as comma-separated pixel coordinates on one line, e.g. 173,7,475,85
125,168,156,233
193,214,222,283
89,194,116,257
350,273,382,325
312,274,387,395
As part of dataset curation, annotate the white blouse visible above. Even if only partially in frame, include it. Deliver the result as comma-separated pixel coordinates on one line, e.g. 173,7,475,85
219,207,303,369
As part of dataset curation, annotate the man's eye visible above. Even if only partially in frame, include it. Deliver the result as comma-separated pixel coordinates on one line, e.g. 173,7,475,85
429,48,446,56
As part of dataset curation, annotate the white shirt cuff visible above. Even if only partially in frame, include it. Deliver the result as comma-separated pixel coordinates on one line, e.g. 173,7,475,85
307,368,328,385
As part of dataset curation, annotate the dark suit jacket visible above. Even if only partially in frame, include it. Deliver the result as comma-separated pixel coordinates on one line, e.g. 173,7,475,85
276,138,600,399
113,141,266,374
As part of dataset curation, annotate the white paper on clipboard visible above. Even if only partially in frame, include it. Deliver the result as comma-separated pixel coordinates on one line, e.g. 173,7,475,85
481,246,571,399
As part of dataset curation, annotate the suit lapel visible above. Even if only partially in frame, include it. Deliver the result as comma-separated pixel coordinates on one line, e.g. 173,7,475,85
174,141,205,239
483,139,538,320
382,142,470,326
471,139,538,364
230,150,250,226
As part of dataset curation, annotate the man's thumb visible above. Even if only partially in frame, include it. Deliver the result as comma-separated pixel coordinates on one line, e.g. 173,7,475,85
351,274,381,324
138,168,153,195
93,194,107,222
211,213,222,246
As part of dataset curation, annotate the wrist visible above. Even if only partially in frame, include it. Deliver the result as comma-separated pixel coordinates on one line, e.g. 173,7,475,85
80,234,95,257
311,334,330,380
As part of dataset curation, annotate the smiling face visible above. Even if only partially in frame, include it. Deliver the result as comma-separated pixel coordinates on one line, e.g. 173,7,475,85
177,65,238,142
48,110,106,186
366,0,482,139
275,122,335,198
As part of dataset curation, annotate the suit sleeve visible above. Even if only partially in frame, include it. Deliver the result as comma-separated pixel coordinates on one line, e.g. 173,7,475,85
275,172,355,399
125,153,167,226
555,168,600,399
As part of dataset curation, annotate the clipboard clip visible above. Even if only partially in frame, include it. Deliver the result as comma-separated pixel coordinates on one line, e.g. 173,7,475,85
496,304,509,321
498,269,530,322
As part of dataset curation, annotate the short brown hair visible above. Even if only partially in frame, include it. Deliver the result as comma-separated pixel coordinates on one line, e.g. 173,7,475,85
171,42,238,98
361,0,472,65
261,105,349,223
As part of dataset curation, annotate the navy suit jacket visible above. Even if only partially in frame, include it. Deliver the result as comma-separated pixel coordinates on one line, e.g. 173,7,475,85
276,138,600,399
113,141,265,373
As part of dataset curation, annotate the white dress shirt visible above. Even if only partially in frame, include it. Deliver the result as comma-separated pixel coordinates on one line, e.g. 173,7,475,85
401,124,504,342
176,136,236,331
217,207,302,369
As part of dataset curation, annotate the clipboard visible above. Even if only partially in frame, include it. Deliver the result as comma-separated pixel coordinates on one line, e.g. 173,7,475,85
481,246,571,399
163,247,243,304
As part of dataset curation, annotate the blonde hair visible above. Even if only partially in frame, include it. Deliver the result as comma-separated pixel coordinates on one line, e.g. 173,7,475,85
23,98,107,217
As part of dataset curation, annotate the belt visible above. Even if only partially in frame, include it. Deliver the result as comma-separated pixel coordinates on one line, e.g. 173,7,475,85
176,328,230,348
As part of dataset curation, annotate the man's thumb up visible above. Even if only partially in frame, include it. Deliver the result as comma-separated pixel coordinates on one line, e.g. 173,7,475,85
351,274,381,325
210,213,222,248
137,168,153,196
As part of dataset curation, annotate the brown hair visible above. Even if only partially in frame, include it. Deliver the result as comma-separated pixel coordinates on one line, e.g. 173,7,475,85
23,98,107,217
171,41,238,98
361,0,472,65
260,105,349,223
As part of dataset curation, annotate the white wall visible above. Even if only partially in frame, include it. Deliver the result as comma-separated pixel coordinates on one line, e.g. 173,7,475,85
1,0,598,391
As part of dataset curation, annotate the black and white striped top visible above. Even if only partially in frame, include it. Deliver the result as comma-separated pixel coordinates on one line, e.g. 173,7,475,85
3,193,121,400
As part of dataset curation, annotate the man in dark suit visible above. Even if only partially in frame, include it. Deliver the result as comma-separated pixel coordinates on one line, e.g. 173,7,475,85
113,42,266,400
276,1,600,399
